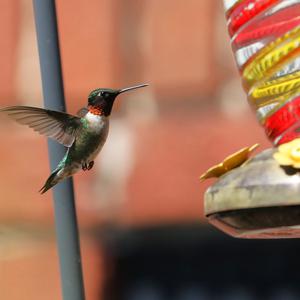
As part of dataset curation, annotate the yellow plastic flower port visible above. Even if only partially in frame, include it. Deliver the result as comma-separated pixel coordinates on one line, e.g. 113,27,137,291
200,144,259,181
273,138,300,169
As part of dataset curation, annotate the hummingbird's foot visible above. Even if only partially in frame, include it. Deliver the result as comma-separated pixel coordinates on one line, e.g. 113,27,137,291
82,161,94,171
82,162,88,171
87,161,94,170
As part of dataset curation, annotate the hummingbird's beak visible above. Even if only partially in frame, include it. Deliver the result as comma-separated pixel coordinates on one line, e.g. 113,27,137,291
119,83,149,94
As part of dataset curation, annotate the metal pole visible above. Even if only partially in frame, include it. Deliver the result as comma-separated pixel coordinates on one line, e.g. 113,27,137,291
32,1,85,299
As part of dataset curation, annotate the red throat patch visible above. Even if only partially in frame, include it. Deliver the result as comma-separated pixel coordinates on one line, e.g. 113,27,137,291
88,105,103,116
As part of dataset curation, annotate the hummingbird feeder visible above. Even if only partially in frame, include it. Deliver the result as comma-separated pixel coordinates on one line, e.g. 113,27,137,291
201,0,300,238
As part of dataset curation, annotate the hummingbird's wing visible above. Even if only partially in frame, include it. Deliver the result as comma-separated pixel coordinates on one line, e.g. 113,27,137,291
0,106,82,147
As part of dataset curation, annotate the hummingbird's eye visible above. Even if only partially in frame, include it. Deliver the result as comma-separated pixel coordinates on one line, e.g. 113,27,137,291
100,91,110,98
97,91,110,98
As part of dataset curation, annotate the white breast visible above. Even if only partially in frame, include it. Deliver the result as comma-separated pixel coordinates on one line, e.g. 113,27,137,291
85,112,109,133
83,112,110,161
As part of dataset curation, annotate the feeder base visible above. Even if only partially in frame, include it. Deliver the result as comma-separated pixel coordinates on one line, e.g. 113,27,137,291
205,149,300,239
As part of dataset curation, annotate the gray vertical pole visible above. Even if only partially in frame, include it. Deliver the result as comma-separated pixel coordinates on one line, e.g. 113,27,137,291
32,1,85,299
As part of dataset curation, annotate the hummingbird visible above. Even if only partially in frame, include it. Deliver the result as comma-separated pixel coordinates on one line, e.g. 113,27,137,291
0,83,148,194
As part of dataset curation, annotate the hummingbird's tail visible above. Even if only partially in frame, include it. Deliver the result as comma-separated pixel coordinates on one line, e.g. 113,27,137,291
39,168,61,194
